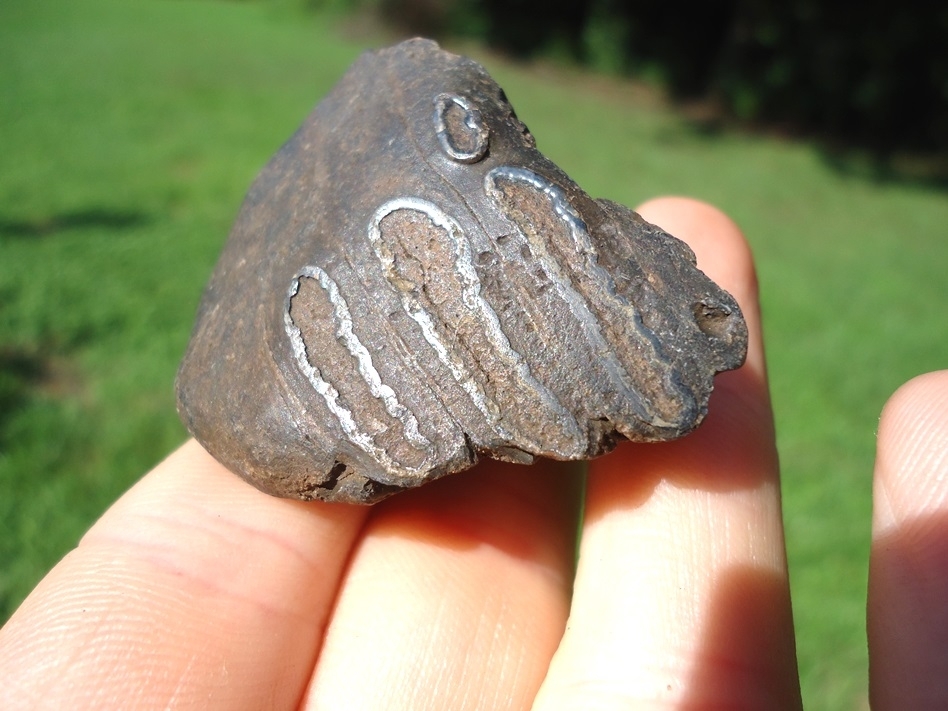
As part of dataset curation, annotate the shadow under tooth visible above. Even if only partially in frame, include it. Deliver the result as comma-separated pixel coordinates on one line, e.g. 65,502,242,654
370,197,586,456
287,267,430,473
485,167,672,426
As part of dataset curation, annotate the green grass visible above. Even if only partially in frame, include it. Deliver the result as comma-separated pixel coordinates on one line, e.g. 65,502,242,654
1,1,946,708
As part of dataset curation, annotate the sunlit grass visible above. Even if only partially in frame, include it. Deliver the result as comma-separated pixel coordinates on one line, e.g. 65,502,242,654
2,1,946,708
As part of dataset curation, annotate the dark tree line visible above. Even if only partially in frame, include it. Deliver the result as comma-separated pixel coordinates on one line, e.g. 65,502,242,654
371,0,947,156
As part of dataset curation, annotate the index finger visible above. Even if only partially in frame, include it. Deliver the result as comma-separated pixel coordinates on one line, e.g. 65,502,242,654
0,440,368,709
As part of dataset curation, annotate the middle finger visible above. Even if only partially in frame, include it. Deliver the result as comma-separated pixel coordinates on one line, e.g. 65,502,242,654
303,458,583,710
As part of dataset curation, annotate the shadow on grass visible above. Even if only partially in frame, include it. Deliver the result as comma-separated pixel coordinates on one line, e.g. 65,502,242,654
0,347,80,445
0,349,42,440
676,106,948,191
0,208,151,238
816,145,948,191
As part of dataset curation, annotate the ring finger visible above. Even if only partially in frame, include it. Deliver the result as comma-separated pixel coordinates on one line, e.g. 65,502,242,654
533,198,802,710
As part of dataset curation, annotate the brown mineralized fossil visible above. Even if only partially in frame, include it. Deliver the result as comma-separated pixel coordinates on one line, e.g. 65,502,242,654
175,39,748,504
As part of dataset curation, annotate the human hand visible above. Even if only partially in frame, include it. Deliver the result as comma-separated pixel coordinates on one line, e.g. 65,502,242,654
0,198,944,710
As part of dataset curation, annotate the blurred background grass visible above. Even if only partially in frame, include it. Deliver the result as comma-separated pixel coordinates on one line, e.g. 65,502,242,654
1,0,945,708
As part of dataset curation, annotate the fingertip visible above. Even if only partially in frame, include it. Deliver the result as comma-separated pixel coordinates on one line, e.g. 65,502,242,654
873,370,948,532
878,370,948,451
636,196,758,309
636,196,744,248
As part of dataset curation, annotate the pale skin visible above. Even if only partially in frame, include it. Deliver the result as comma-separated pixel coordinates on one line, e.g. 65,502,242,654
1,197,946,710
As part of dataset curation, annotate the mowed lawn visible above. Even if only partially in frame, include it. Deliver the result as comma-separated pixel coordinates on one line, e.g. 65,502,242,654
1,0,946,708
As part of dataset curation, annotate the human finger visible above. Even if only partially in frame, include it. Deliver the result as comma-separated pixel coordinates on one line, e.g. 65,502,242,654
302,454,583,710
0,440,367,710
868,370,948,710
533,197,802,709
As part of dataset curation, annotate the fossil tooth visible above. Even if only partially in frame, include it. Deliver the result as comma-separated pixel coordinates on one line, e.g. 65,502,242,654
175,38,749,504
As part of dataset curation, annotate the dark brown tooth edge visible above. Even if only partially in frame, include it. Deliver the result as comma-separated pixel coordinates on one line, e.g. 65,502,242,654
175,39,749,504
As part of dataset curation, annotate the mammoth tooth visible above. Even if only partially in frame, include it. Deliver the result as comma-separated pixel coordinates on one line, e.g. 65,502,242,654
175,38,749,505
